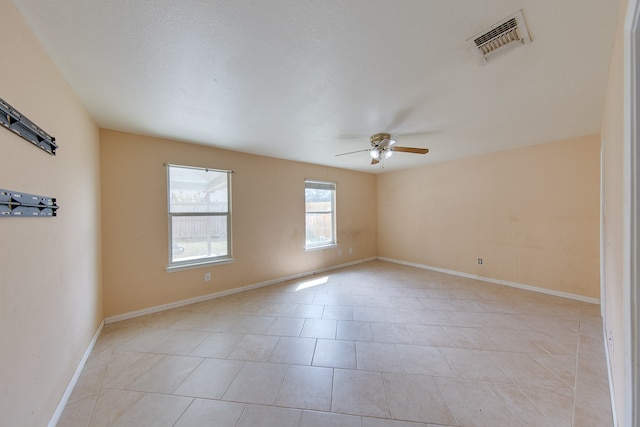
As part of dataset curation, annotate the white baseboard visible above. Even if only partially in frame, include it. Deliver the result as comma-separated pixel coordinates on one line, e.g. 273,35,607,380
602,323,619,427
48,320,104,427
378,257,600,304
105,257,377,324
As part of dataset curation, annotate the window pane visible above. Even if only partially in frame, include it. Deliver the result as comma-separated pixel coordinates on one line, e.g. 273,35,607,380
305,212,333,246
305,188,332,212
169,167,228,213
171,215,228,262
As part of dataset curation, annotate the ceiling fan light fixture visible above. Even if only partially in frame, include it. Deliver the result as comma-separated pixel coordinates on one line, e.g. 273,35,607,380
370,149,380,159
384,149,393,159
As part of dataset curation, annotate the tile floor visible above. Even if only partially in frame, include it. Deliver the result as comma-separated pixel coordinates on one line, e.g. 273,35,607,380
57,260,614,427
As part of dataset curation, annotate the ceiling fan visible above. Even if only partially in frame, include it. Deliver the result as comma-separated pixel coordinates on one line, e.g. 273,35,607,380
336,133,429,165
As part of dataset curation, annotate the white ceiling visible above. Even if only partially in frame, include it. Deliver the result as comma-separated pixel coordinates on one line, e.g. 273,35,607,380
11,0,620,173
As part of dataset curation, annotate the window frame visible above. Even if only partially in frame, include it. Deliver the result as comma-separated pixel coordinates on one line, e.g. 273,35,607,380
166,164,233,271
304,179,337,250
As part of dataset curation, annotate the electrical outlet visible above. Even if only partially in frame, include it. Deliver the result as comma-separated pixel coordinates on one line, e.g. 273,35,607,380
349,248,353,254
204,272,211,282
608,330,614,358
338,249,342,256
477,258,483,265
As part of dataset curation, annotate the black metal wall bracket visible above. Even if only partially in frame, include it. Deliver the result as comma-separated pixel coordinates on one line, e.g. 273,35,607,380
0,189,59,217
0,97,57,155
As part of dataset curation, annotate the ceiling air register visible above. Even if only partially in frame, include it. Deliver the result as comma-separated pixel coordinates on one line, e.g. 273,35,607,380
467,10,531,63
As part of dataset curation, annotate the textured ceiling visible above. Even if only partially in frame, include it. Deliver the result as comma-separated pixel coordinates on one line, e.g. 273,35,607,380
11,0,620,173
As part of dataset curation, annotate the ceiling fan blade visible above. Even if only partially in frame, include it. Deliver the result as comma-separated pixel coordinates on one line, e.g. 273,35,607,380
371,158,380,165
392,146,429,154
335,149,370,157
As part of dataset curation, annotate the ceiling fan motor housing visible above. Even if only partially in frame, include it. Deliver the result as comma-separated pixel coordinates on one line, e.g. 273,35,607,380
370,133,392,146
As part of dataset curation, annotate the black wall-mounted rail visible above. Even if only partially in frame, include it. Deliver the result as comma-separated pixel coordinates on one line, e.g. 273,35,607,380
0,97,57,155
0,189,59,217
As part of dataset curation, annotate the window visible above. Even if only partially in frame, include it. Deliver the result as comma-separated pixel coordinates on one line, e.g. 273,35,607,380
167,164,232,268
305,180,336,249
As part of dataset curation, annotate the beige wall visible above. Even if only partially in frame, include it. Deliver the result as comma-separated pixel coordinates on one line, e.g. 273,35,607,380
601,0,627,425
377,135,601,299
0,1,102,426
100,130,377,317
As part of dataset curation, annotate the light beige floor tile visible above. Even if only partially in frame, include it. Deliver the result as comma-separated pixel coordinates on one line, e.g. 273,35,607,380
301,318,337,339
300,410,362,427
396,344,455,377
269,336,316,365
435,377,525,427
61,260,613,427
227,334,279,361
208,301,247,314
390,296,425,310
362,417,428,427
169,312,221,331
332,369,391,418
110,392,193,427
406,324,455,347
236,404,302,427
174,358,244,399
265,317,305,336
293,304,325,319
487,351,571,389
530,353,576,387
356,342,404,373
223,361,289,404
188,332,244,358
337,320,374,341
312,294,341,305
150,330,210,355
372,323,413,344
574,371,615,427
419,298,458,312
231,315,275,334
485,329,547,354
516,314,580,334
262,291,315,304
438,347,508,382
440,326,499,350
253,302,298,317
579,333,608,359
173,399,245,427
323,305,354,320
276,365,333,410
127,354,202,393
490,383,569,427
577,351,609,379
90,389,146,427
527,330,579,357
410,309,454,326
56,392,99,427
66,360,108,404
101,351,164,390
135,310,189,329
313,339,356,369
202,314,244,332
383,373,456,425
117,328,178,352
513,385,575,426
354,307,417,324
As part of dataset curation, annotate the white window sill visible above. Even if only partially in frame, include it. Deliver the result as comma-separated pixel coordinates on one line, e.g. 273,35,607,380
304,243,338,251
166,257,235,272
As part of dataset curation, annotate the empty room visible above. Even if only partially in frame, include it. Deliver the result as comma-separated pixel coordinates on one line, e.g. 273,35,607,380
1,0,638,426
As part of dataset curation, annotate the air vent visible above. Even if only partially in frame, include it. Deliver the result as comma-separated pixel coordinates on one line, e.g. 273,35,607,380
467,10,531,63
